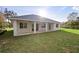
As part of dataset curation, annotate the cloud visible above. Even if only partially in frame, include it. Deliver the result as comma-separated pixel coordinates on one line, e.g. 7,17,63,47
61,7,67,10
72,6,79,11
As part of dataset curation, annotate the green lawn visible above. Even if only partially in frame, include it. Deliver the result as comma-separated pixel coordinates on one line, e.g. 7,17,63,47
0,28,79,53
61,28,79,35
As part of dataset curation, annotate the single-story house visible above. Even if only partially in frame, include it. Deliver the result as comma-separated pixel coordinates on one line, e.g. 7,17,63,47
10,14,61,36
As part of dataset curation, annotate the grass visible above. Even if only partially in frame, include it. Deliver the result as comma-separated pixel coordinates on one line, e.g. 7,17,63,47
0,28,79,53
61,28,79,35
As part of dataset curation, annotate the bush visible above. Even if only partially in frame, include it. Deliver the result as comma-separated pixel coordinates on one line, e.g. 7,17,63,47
0,29,7,35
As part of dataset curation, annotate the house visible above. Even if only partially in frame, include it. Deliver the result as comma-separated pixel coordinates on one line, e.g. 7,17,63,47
9,14,61,36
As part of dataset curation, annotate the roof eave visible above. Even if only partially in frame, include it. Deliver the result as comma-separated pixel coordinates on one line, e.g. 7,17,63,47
9,18,60,23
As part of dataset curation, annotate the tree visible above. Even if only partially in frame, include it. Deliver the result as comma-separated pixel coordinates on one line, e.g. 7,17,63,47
4,8,17,20
4,8,17,27
0,13,5,29
67,12,78,21
76,17,79,21
63,12,79,29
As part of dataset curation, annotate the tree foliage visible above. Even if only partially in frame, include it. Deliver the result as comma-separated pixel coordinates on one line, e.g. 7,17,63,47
4,8,17,19
67,12,78,21
63,12,79,29
0,7,17,31
0,13,4,28
4,8,17,28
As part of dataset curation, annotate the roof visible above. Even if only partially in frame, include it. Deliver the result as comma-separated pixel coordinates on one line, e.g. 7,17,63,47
9,14,60,23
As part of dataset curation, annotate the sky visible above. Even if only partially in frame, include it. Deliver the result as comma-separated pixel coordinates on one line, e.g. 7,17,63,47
0,6,79,22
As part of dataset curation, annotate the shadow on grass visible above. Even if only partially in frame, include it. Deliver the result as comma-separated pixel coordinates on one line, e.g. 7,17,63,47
0,30,15,41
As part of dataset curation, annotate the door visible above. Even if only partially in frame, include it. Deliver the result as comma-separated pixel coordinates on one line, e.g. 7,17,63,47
36,23,39,31
32,24,34,31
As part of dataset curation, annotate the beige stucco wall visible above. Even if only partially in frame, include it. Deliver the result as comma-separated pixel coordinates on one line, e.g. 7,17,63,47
17,20,33,35
12,20,33,36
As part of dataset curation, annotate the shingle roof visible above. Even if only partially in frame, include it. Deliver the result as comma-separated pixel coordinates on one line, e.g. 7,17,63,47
10,14,60,23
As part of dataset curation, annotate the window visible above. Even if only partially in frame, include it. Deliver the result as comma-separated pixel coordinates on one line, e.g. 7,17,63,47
56,24,59,28
41,24,46,28
20,23,23,28
19,22,27,29
24,23,27,28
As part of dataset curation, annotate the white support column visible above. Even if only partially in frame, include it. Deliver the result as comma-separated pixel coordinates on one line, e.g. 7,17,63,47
34,22,36,33
46,23,48,32
13,20,18,36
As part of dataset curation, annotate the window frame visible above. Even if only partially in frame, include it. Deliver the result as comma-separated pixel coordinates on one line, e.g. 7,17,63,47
19,22,27,29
